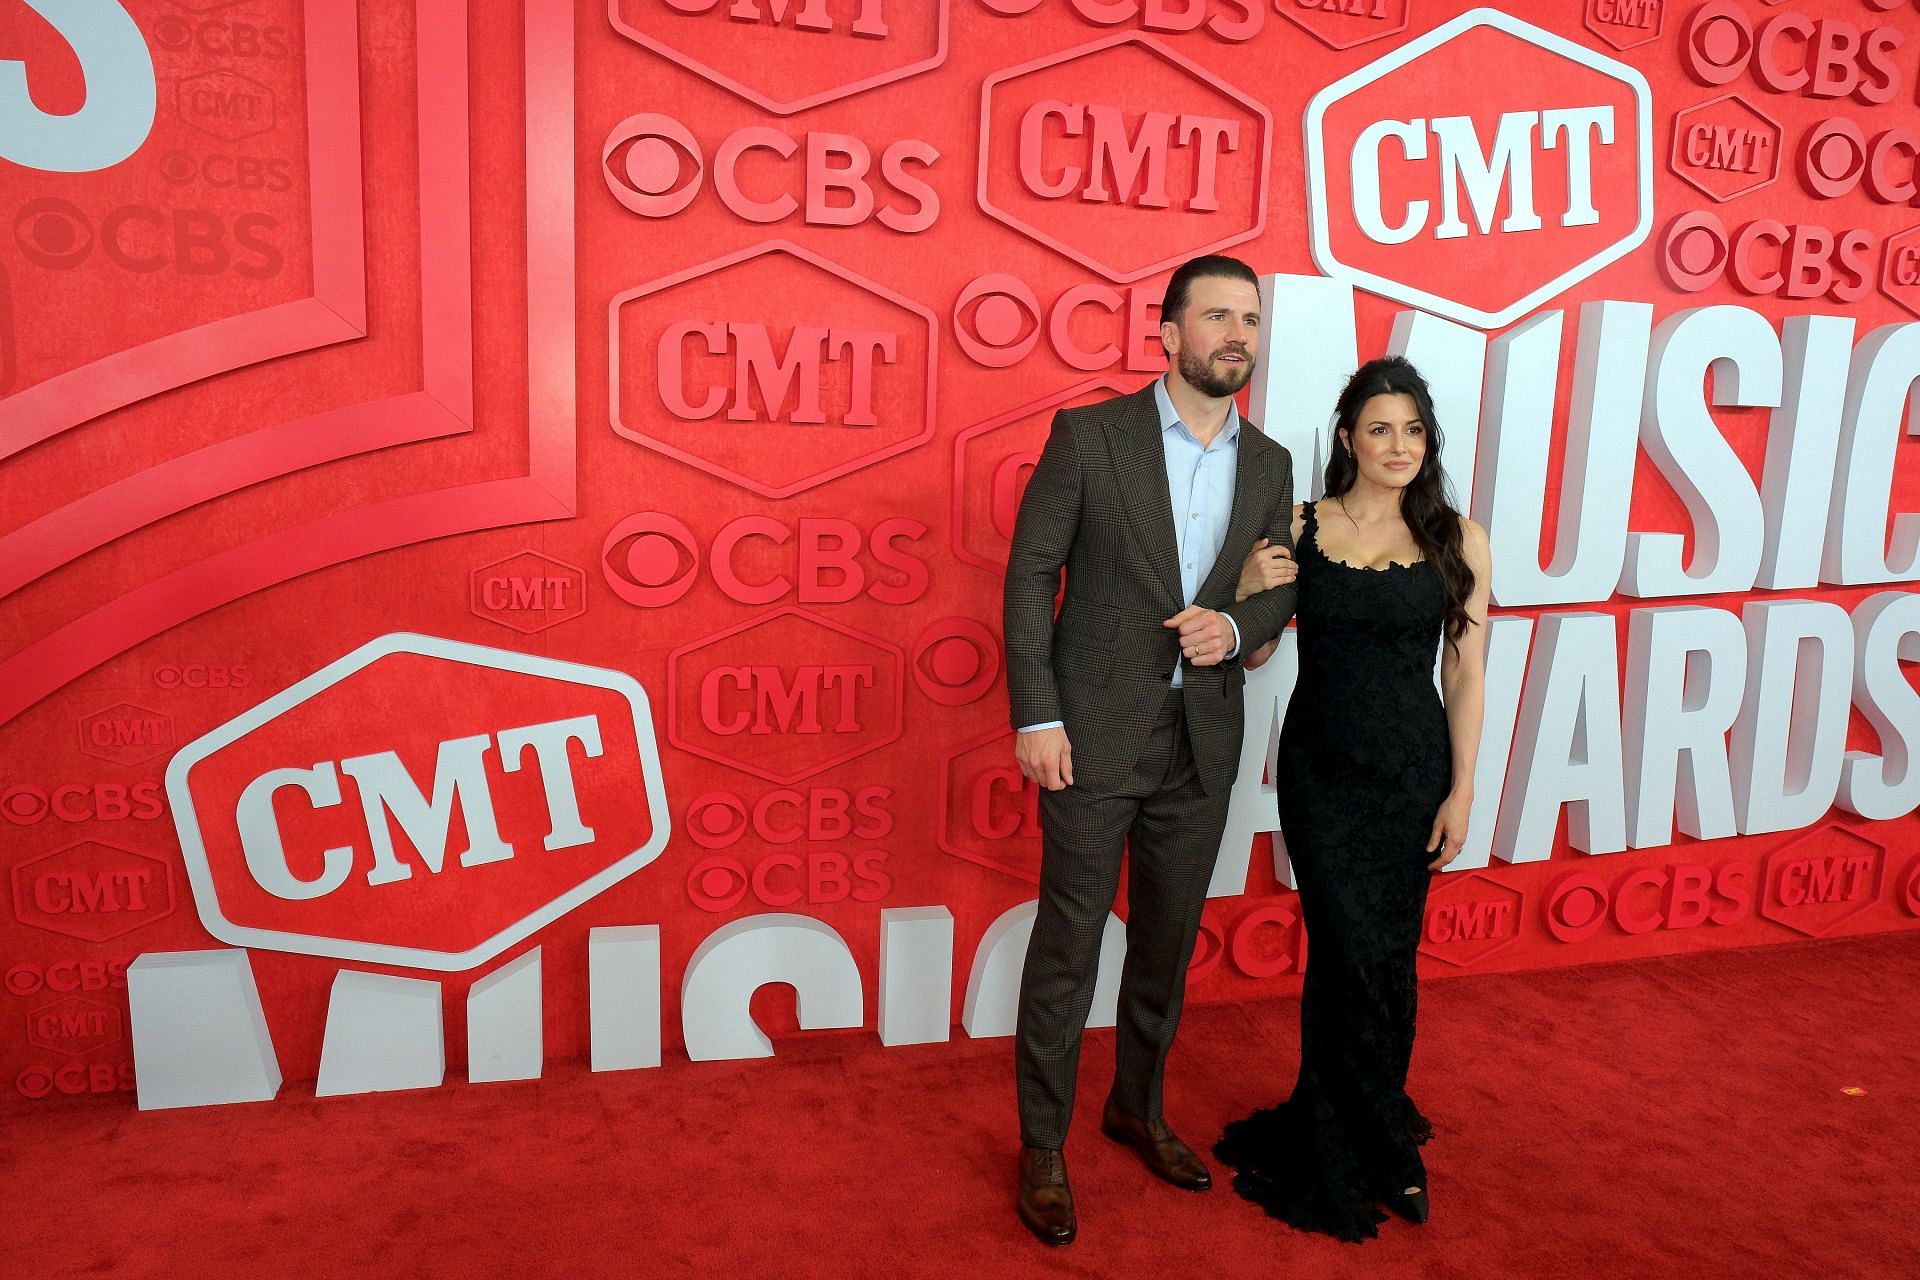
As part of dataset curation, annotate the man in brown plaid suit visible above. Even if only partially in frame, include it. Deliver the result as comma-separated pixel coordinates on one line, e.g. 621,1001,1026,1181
1003,255,1300,1246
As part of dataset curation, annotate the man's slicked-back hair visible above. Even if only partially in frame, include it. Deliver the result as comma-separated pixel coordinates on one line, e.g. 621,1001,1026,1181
1159,254,1260,329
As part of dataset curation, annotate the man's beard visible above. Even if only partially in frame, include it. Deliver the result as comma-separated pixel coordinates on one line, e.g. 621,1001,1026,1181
1177,344,1253,398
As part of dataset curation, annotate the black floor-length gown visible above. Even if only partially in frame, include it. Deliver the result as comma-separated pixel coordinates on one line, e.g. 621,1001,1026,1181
1215,499,1451,1242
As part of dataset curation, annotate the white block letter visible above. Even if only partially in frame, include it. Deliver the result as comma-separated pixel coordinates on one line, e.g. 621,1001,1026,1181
1350,118,1429,244
315,971,445,1097
1624,606,1745,848
681,914,862,1061
235,764,352,901
1731,600,1853,835
1624,305,1780,598
0,1,155,172
128,949,281,1110
878,906,954,1047
1838,591,1920,821
1759,315,1854,589
1251,274,1357,503
1210,635,1296,896
590,925,661,1071
466,948,542,1083
1824,322,1920,585
1495,612,1627,861
496,716,603,852
1478,305,1644,607
960,902,1124,1038
1449,616,1536,871
342,734,514,886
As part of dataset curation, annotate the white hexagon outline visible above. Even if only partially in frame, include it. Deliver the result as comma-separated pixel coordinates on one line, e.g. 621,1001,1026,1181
1303,7,1654,331
164,632,672,972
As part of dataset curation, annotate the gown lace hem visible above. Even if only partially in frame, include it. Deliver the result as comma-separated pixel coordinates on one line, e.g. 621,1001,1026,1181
1215,1090,1434,1244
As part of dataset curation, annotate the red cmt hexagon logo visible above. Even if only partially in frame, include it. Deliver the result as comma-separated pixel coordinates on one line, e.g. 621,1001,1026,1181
951,374,1133,574
470,550,587,635
79,702,175,767
27,995,123,1059
164,634,672,972
1669,94,1780,203
1883,226,1920,320
978,33,1271,284
611,241,937,499
937,727,1043,885
608,0,948,116
176,69,275,142
1584,0,1663,52
11,839,176,942
667,606,903,785
1305,9,1652,330
1418,871,1524,968
1760,825,1886,939
1277,0,1409,50
1900,853,1920,918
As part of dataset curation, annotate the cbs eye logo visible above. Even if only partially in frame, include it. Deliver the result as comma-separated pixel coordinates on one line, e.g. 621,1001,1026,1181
152,13,196,52
14,198,93,269
685,791,750,851
1657,210,1731,292
953,273,1042,367
603,512,701,607
686,852,752,911
159,151,199,185
603,114,705,217
910,617,999,706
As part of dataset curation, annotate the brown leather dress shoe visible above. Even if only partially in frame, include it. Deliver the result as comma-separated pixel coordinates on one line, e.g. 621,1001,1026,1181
1100,1097,1212,1191
1017,1146,1076,1246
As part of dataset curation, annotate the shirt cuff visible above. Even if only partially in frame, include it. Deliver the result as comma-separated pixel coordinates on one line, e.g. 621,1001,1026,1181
1222,614,1241,660
1018,721,1064,733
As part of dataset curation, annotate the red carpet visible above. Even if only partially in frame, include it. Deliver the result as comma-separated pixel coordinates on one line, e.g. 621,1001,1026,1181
4,932,1917,1279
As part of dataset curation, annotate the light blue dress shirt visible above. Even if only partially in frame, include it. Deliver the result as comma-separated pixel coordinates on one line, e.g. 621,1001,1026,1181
1154,376,1242,687
1020,379,1241,733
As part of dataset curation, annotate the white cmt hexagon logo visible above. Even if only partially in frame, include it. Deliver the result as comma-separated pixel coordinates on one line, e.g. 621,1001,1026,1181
165,634,671,972
1304,8,1653,330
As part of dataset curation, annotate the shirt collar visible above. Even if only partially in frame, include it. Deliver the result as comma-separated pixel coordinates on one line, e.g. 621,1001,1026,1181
1154,376,1240,445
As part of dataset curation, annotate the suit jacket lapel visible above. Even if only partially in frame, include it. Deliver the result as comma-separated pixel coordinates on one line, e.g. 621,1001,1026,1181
1196,425,1268,607
1106,386,1184,610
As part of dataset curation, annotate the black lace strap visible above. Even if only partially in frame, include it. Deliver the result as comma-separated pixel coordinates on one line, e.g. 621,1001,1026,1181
1301,499,1319,552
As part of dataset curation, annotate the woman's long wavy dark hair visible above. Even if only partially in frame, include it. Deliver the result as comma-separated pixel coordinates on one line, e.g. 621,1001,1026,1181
1322,355,1476,644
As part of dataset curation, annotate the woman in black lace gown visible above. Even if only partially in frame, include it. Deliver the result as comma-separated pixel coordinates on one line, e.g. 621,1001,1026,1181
1215,356,1491,1241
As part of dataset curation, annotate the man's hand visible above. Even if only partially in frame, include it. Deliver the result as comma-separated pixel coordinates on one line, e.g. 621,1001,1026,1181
1015,726,1074,791
1235,538,1297,603
1163,605,1234,667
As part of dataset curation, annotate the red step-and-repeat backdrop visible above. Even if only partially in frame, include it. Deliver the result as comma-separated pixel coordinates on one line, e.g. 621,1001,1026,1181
4,0,1920,1105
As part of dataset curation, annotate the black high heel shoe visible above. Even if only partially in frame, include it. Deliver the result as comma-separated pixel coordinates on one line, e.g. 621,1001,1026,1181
1385,1187,1430,1225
